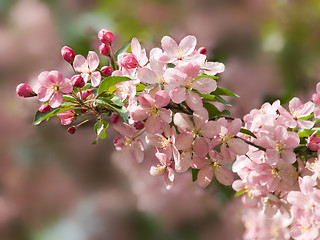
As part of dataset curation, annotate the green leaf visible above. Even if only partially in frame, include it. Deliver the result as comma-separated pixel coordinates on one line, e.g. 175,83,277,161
33,107,74,125
115,42,131,60
93,98,129,123
203,102,222,120
200,93,232,107
167,63,175,68
240,128,257,139
234,189,246,197
136,84,146,91
63,95,77,103
98,76,132,94
213,87,239,97
192,168,200,182
195,74,219,80
92,120,109,144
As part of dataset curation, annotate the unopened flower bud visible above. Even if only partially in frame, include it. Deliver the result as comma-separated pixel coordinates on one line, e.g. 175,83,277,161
101,66,113,76
118,53,139,69
67,126,76,134
99,43,110,56
98,29,114,45
80,108,87,113
39,104,52,113
110,114,120,124
307,132,320,151
198,47,207,55
61,46,75,63
16,83,36,98
71,75,85,88
134,121,144,130
81,90,94,100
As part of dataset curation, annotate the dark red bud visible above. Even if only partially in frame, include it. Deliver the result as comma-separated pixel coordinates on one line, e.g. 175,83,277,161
101,66,113,76
134,121,144,130
198,47,207,55
110,114,120,124
80,108,87,113
67,126,77,134
99,43,110,56
61,46,75,63
98,29,114,45
81,90,94,100
71,75,85,88
39,104,52,113
16,83,36,98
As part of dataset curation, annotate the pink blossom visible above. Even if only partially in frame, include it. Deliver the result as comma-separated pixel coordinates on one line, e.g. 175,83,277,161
113,122,144,163
307,132,320,151
37,70,73,108
191,150,234,188
131,90,172,134
73,51,101,87
150,152,174,189
57,110,75,125
118,53,139,69
258,126,300,164
130,37,148,67
278,97,314,129
166,62,217,111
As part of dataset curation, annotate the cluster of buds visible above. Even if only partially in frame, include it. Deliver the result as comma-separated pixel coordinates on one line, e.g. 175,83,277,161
16,28,320,239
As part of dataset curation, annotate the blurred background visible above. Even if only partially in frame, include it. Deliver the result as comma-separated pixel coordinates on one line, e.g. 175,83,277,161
3,0,320,239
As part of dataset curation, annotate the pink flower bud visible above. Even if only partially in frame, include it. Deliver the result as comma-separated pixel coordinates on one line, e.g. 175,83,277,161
134,121,144,130
118,53,139,69
81,90,94,100
39,104,52,113
307,132,320,151
16,83,36,97
198,47,207,55
101,66,113,76
71,75,85,88
98,29,114,45
61,46,75,63
99,43,110,56
67,126,76,134
110,114,120,124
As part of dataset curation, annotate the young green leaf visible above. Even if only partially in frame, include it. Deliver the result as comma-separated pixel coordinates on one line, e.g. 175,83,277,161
192,168,200,182
98,76,132,94
213,87,239,97
92,120,109,144
240,128,257,139
195,74,219,80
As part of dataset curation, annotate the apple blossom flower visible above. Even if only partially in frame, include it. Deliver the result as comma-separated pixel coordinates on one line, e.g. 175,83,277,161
191,150,234,188
150,152,174,189
73,51,101,87
37,70,73,108
57,110,75,125
278,97,314,129
131,90,172,134
113,122,144,163
166,62,217,111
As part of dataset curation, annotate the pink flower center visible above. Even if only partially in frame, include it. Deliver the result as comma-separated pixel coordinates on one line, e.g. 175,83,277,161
156,165,166,175
146,106,159,117
274,140,286,153
299,223,311,233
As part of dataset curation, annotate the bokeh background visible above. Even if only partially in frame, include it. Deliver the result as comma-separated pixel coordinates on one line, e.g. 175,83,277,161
3,0,320,239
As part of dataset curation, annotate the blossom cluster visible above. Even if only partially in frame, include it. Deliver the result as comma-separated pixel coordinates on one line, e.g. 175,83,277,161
16,28,320,239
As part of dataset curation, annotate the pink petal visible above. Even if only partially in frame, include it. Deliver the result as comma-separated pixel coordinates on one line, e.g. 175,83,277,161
282,150,297,164
155,152,171,165
183,62,200,79
38,71,52,87
186,91,203,111
138,94,154,108
266,149,280,164
193,107,209,128
297,119,314,129
178,151,191,173
131,106,148,121
90,71,101,87
202,62,225,75
164,167,174,189
193,78,217,94
155,90,170,108
113,122,136,137
159,108,172,123
87,51,99,71
150,59,166,76
173,112,193,132
228,118,242,135
161,36,178,55
215,166,234,185
163,68,186,85
170,87,186,104
197,166,213,188
132,140,144,163
49,91,63,108
137,68,157,84
49,71,64,84
297,101,314,117
179,35,197,56
60,79,73,94
145,116,161,134
228,138,248,155
289,97,302,111
175,132,193,150
202,121,220,138
191,155,209,169
38,86,53,102
193,137,209,157
73,55,87,72
130,37,141,58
